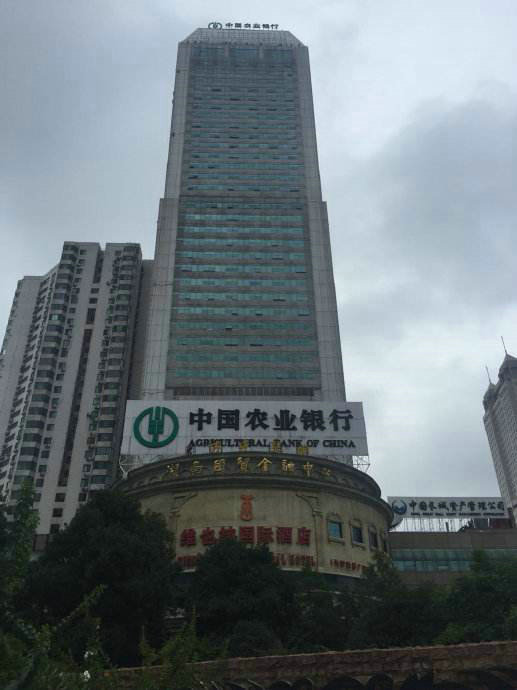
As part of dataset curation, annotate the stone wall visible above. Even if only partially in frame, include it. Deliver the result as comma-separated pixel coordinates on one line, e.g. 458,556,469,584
111,640,517,688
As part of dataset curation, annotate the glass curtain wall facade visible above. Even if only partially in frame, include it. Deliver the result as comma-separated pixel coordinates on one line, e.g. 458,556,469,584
143,28,345,401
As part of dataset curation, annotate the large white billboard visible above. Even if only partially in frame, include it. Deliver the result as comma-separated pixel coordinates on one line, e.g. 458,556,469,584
121,400,368,462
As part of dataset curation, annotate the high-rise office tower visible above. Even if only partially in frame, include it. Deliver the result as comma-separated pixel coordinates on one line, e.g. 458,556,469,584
483,353,517,521
142,26,345,402
0,242,145,545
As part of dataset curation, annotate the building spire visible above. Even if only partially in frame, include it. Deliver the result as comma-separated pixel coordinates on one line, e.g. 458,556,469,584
502,336,508,355
485,365,493,385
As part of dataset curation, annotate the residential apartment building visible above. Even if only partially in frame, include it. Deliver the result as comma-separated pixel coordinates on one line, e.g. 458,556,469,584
0,242,145,545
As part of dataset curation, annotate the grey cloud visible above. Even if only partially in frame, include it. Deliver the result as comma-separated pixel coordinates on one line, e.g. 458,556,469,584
331,94,517,495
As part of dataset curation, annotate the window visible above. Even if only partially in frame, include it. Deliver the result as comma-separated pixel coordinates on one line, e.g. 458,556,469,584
327,520,343,540
52,508,63,517
368,529,379,550
351,524,364,545
55,493,65,502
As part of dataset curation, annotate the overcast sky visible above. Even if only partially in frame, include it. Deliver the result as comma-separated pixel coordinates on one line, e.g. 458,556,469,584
2,0,516,499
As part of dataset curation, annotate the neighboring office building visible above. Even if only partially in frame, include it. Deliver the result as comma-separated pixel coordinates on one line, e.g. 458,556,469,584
387,494,514,585
389,528,517,586
0,242,146,547
142,25,345,402
483,353,517,522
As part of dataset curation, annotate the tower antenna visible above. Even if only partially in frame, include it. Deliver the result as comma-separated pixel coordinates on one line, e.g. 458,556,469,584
485,365,493,385
501,336,508,355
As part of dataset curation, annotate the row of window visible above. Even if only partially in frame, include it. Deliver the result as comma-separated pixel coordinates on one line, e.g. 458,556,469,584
193,81,295,91
189,142,299,150
192,85,295,94
170,335,316,347
189,162,302,171
190,108,296,118
191,119,297,129
327,519,387,552
190,153,300,161
177,250,305,261
187,173,301,182
191,91,296,99
176,277,307,288
172,351,318,364
173,306,310,317
177,263,306,275
190,132,298,142
168,367,318,380
184,213,304,222
191,109,297,118
183,200,304,210
191,66,295,76
175,291,308,303
173,320,315,332
185,184,302,193
192,46,295,56
178,225,304,236
191,97,296,105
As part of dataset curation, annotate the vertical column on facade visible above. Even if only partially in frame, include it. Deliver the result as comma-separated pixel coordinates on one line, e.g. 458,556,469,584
296,47,346,401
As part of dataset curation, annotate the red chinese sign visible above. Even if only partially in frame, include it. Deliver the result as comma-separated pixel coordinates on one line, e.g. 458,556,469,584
329,558,365,573
240,494,253,521
179,525,311,548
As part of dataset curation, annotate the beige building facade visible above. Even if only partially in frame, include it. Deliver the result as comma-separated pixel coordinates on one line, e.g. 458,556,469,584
118,451,391,578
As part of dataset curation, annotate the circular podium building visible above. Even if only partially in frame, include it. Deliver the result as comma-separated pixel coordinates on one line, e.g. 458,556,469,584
118,451,391,579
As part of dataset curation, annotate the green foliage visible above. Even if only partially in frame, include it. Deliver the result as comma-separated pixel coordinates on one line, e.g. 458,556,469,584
0,480,38,603
0,631,28,686
434,550,517,645
227,619,282,657
189,539,297,649
8,478,517,682
0,481,39,686
287,569,350,653
344,552,448,649
19,491,179,667
134,617,228,690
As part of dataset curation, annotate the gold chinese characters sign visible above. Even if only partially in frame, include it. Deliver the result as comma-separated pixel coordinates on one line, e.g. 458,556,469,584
161,455,333,482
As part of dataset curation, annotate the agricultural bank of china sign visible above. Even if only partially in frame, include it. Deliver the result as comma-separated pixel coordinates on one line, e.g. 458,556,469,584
122,400,368,462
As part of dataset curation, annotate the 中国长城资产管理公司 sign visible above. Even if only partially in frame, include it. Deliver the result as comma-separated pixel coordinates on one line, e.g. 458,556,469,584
122,400,368,462
388,496,506,522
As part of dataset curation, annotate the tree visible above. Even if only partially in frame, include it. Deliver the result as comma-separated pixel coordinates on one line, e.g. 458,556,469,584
344,552,447,649
19,490,178,667
287,568,351,653
189,539,297,650
436,550,517,644
0,481,39,686
0,480,38,605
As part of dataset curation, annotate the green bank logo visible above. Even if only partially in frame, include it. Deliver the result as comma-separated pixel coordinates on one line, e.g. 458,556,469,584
133,407,179,448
